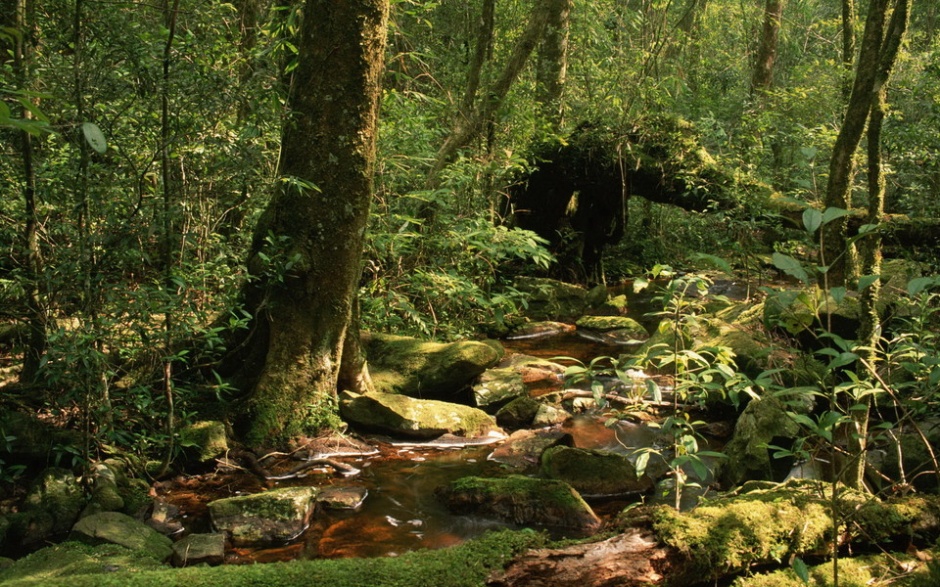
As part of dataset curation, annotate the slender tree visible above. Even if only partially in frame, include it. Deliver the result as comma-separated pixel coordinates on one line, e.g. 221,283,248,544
750,0,784,95
230,0,389,447
535,0,572,125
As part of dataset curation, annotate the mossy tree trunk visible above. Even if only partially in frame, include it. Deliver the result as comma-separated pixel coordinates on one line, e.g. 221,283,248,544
750,0,784,95
822,0,908,287
535,0,571,125
232,0,389,448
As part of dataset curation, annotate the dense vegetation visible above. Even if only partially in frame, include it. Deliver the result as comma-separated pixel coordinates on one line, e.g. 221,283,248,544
2,1,940,581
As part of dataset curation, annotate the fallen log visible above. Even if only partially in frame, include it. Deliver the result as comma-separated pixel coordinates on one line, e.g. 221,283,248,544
487,480,940,587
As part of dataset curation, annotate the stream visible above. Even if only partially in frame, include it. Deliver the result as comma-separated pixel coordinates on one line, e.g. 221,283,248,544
155,279,732,564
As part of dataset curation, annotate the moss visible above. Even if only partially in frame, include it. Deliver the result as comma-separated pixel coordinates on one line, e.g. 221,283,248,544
540,446,650,495
651,482,834,579
0,529,544,587
733,553,924,587
0,542,165,585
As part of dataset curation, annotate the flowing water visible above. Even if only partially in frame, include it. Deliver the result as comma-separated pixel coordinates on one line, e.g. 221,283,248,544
157,279,733,563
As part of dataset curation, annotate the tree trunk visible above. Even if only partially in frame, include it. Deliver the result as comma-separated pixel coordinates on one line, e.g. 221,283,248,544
842,0,909,490
11,0,45,384
750,0,784,95
460,0,495,118
233,0,389,448
535,0,572,125
822,0,891,286
842,0,856,99
429,0,551,184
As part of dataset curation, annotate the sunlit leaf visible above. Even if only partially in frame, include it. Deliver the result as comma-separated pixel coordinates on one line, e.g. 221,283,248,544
802,208,822,235
772,253,810,283
82,122,107,153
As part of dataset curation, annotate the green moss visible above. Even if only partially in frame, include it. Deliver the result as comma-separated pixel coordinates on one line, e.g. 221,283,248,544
733,553,924,587
0,530,544,587
651,482,834,579
0,542,165,585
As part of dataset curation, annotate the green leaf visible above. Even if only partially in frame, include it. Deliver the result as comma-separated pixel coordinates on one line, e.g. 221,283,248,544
830,286,847,305
635,451,650,478
82,122,107,154
792,557,810,583
690,253,731,273
772,253,810,283
802,208,822,235
858,274,880,291
907,276,939,296
822,207,852,225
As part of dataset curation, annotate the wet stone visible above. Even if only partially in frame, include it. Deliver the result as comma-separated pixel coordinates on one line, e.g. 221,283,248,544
487,429,574,470
172,532,225,567
208,486,319,547
317,486,368,511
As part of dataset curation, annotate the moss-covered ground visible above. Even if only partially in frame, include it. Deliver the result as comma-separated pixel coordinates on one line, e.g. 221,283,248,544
0,529,545,587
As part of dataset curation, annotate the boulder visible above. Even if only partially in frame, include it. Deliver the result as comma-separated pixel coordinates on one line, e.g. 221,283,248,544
472,368,527,411
532,404,570,427
339,390,500,439
437,475,601,534
171,533,225,567
179,420,229,465
487,429,573,470
540,446,653,496
495,397,542,429
208,486,319,546
719,394,806,487
576,315,649,346
85,462,124,514
505,321,575,340
24,467,85,536
513,278,603,321
364,333,502,400
71,511,173,561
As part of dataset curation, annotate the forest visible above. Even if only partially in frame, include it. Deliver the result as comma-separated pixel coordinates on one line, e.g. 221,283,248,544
2,0,940,585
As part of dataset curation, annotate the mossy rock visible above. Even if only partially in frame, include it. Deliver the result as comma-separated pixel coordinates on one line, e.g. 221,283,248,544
532,403,570,426
208,486,319,546
719,394,805,487
488,428,574,470
71,512,173,562
513,277,595,321
171,533,225,567
364,333,502,400
438,475,601,533
178,421,229,465
540,446,653,496
0,542,166,585
339,390,499,439
24,467,85,536
495,396,542,429
576,315,645,334
472,367,527,411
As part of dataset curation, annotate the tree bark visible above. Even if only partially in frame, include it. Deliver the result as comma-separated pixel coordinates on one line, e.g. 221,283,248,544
841,0,856,100
233,0,389,447
460,0,495,118
535,0,572,125
822,0,896,287
429,0,551,184
750,0,784,95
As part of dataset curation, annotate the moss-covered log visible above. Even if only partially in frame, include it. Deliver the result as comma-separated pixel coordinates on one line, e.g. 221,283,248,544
489,480,940,587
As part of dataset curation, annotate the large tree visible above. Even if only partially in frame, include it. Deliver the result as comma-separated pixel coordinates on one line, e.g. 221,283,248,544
227,0,389,447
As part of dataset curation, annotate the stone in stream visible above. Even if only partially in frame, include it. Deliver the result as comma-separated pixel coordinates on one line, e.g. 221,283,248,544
487,429,574,470
316,486,368,511
70,511,174,561
540,445,654,496
208,486,319,546
437,475,601,534
171,532,225,567
363,332,503,401
495,396,542,429
575,315,649,346
339,390,500,439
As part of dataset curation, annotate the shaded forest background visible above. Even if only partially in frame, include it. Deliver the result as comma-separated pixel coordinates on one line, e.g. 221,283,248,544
1,0,939,472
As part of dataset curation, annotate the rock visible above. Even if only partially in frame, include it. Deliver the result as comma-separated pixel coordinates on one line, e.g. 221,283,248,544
513,278,596,321
532,404,570,427
179,421,229,464
316,486,368,511
487,429,574,470
364,333,503,400
85,462,124,514
719,394,806,487
472,368,527,411
24,467,85,536
506,354,566,391
339,390,500,439
576,315,649,346
438,475,601,534
3,510,54,548
147,500,184,535
505,321,576,340
171,533,225,567
540,446,653,496
71,511,173,561
495,397,542,429
208,486,319,546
